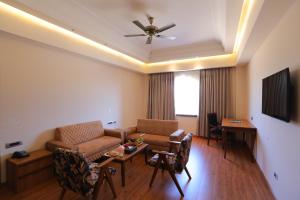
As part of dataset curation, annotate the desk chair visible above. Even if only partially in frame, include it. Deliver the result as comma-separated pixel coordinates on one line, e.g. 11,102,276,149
207,113,222,145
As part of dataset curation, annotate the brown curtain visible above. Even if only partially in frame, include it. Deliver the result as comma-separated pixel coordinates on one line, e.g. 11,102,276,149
147,72,175,120
198,67,236,137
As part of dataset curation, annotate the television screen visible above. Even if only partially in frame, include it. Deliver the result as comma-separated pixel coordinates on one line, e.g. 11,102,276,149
262,68,291,122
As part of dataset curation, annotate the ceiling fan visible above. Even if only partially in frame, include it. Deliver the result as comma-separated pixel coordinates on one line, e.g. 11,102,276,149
124,14,176,44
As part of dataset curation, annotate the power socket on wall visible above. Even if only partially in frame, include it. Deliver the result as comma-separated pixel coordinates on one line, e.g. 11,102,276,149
274,172,279,181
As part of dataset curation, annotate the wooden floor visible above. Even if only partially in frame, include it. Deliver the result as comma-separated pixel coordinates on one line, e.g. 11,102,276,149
0,137,274,200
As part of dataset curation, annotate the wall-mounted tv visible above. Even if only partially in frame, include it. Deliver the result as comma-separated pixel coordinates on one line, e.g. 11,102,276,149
262,68,291,122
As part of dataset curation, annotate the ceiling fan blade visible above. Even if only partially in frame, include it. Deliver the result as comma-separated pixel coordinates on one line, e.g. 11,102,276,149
146,36,152,44
146,13,154,25
157,23,176,33
156,35,176,40
124,34,147,37
132,20,146,31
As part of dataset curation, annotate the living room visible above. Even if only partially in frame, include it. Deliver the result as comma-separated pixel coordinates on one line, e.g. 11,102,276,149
0,0,299,199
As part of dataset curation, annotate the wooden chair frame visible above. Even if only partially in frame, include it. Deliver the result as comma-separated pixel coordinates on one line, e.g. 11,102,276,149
59,157,116,200
149,141,192,197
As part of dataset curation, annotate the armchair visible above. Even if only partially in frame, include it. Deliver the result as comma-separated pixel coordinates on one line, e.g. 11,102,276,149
148,133,193,197
53,148,116,200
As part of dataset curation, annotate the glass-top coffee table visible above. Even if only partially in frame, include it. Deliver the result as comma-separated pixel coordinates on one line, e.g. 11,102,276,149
106,143,149,186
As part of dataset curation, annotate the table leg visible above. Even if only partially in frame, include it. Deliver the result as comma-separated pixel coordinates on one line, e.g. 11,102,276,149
121,162,125,186
249,131,256,162
222,129,228,159
144,147,149,165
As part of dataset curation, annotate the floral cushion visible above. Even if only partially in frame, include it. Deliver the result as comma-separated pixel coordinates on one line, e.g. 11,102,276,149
148,153,177,171
53,148,99,196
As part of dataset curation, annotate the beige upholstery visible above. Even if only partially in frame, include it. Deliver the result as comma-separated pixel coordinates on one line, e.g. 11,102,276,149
77,136,120,157
137,119,178,136
55,121,104,145
47,121,123,162
127,133,170,148
125,119,185,151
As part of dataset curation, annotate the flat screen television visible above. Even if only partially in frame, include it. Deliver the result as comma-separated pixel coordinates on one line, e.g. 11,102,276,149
262,68,291,122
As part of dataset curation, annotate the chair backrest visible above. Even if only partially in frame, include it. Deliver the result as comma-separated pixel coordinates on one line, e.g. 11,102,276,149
207,113,218,126
175,133,193,172
53,148,95,197
137,119,178,136
55,121,104,145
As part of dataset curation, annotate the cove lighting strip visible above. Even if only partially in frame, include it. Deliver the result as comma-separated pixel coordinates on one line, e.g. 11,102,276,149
0,0,255,67
233,0,255,54
0,1,145,66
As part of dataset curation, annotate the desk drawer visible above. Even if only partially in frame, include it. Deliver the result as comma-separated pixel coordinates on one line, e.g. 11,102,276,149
17,156,52,177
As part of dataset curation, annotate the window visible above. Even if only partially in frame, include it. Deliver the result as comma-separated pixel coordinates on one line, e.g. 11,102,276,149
174,71,199,116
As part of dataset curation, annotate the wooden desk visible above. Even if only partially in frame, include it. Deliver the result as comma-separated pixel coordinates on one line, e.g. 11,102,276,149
222,118,257,162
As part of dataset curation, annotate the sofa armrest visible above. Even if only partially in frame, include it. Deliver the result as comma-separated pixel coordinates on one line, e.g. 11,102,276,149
124,126,137,136
46,140,78,152
169,129,185,141
104,129,124,143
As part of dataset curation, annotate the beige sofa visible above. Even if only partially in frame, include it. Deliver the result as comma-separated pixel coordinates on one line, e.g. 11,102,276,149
125,119,185,151
46,121,123,162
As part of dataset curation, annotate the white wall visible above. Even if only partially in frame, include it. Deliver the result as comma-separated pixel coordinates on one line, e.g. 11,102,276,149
0,31,148,182
246,1,300,199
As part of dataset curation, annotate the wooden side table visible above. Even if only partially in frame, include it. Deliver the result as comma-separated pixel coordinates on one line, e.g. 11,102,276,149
6,149,53,192
109,143,149,186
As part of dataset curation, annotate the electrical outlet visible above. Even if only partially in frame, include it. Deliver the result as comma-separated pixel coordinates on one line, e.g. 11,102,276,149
5,141,23,149
107,121,117,125
274,172,279,180
251,116,253,120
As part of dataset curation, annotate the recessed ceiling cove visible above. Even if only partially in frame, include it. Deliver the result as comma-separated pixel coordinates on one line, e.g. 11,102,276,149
13,0,243,63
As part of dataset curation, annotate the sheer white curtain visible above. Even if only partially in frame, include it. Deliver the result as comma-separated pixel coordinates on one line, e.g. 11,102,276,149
174,71,200,116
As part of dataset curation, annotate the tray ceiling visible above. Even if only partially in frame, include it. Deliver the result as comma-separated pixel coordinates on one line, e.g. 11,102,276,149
13,0,243,62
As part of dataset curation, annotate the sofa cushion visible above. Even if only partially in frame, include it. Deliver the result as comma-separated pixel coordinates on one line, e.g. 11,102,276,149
56,121,104,145
127,133,170,147
137,119,178,136
77,136,121,157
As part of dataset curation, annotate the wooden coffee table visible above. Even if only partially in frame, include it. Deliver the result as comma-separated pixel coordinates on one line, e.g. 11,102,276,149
108,143,149,186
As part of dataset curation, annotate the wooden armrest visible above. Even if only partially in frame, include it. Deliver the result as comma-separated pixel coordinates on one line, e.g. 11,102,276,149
124,126,137,135
168,140,181,153
152,150,176,157
169,129,185,141
93,157,115,168
169,141,181,145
